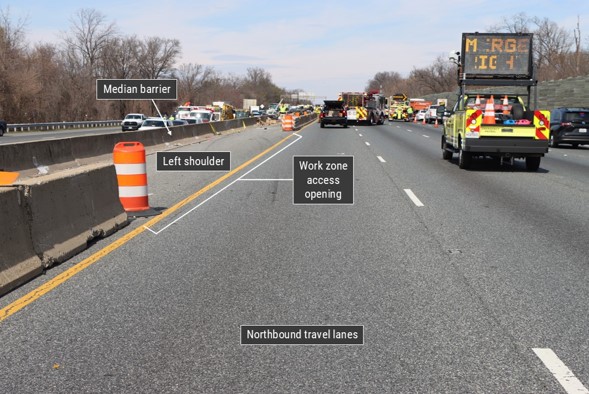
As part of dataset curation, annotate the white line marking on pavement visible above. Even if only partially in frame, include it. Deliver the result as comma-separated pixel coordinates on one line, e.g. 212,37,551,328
377,156,386,163
147,134,303,235
404,189,424,207
422,135,430,138
365,141,370,146
359,133,363,137
396,125,401,128
533,348,589,394
407,129,413,132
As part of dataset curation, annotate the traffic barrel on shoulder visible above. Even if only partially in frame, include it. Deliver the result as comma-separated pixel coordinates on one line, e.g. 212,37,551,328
113,142,159,216
282,114,294,131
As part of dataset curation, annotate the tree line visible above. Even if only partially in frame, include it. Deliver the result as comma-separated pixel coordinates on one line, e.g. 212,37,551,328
366,13,589,98
0,8,296,123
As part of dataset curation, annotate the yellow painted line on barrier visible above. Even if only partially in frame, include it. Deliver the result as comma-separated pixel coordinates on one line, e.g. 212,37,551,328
0,132,299,324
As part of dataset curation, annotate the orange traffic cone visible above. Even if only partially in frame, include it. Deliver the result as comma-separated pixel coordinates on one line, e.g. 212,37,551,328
483,95,496,124
422,115,426,125
434,118,439,128
502,95,510,115
475,95,481,109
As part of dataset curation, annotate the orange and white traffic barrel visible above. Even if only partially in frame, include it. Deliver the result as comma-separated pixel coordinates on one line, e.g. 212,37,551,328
113,142,151,213
282,114,294,131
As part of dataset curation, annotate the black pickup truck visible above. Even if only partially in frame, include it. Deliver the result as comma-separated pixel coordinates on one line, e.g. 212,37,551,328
0,119,6,136
320,100,348,128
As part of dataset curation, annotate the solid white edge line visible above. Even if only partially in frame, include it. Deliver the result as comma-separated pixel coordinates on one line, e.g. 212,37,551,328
533,348,589,394
404,189,424,207
377,156,386,163
365,141,370,146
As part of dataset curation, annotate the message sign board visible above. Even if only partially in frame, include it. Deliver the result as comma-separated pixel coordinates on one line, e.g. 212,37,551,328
461,33,533,78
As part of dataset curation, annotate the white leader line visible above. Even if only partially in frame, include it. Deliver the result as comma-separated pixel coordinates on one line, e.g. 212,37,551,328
238,179,292,181
533,348,589,394
377,156,386,163
145,133,302,235
404,189,424,207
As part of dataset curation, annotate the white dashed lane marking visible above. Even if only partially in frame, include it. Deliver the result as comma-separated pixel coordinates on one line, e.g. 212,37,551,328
404,189,424,207
377,156,386,163
533,348,589,394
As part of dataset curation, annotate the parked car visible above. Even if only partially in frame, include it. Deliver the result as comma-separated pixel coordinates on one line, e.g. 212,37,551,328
415,109,427,122
0,119,6,136
138,117,173,131
425,105,441,124
172,119,188,126
121,113,147,131
549,107,589,148
320,100,348,128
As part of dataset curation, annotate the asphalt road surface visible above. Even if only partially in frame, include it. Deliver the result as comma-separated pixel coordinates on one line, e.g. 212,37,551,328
1,120,588,393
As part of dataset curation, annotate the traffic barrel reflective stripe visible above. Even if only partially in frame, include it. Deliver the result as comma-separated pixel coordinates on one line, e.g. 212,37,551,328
534,110,550,140
282,114,294,131
113,142,150,212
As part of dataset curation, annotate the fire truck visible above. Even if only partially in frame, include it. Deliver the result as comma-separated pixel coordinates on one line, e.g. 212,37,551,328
340,91,387,125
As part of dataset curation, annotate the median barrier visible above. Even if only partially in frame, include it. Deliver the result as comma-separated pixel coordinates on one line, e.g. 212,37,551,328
25,163,128,268
0,187,43,296
0,118,261,174
293,113,317,130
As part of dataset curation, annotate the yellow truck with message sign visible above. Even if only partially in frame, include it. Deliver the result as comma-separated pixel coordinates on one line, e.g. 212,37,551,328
441,33,550,171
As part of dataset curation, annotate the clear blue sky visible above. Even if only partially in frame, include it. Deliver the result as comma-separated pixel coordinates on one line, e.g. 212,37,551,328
3,0,587,101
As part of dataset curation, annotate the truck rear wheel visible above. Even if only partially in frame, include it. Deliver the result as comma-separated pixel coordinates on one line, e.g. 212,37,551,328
525,156,541,171
441,137,453,160
458,146,471,169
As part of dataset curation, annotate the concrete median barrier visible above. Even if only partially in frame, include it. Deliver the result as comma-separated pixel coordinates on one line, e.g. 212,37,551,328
0,164,128,296
0,118,259,174
0,187,43,296
24,163,128,268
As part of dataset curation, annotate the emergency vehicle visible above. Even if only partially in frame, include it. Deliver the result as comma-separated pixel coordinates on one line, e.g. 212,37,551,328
390,95,432,121
340,91,387,125
441,32,550,171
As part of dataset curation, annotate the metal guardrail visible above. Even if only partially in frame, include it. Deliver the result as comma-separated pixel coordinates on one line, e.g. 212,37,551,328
7,120,122,132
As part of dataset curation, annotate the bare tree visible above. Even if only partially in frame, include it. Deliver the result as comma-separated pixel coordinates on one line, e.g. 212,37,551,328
136,37,181,79
173,63,214,104
365,71,404,96
62,8,118,77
